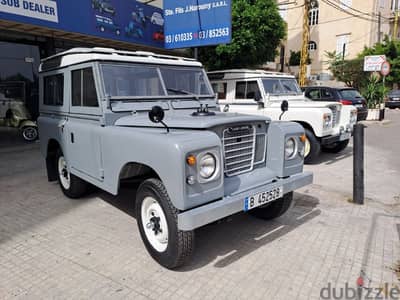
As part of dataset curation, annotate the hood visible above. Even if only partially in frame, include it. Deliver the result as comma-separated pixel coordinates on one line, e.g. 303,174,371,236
269,95,340,109
114,111,270,129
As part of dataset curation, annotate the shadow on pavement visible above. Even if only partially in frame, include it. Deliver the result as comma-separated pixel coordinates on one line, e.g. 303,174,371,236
97,186,320,271
307,145,353,166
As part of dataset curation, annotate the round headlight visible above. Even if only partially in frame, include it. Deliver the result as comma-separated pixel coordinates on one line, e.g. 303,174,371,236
199,153,217,179
285,138,297,159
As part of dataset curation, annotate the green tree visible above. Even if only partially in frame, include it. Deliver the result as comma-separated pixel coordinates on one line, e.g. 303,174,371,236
197,0,286,70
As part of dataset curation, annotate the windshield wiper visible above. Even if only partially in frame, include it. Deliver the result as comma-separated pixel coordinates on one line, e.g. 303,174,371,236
166,88,195,95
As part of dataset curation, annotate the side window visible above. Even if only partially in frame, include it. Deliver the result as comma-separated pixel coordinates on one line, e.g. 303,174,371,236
235,82,246,98
321,88,334,99
307,89,320,100
235,81,260,99
72,67,98,107
212,82,227,99
44,74,64,106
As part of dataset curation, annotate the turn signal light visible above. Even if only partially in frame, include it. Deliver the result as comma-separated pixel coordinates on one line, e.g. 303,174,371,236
300,134,307,143
186,155,196,166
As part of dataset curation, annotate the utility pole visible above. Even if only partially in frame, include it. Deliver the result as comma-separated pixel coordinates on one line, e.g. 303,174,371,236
299,0,311,86
378,11,382,43
394,0,399,40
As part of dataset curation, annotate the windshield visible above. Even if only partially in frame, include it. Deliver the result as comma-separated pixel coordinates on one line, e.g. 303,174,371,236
262,78,302,95
100,63,213,98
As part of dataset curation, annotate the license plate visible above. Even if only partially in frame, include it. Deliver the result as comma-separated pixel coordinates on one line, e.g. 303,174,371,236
354,104,363,108
340,132,351,141
244,187,283,211
393,98,400,101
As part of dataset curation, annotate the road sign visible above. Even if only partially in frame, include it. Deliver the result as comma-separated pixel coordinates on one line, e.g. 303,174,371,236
363,55,386,71
164,0,232,49
381,60,391,76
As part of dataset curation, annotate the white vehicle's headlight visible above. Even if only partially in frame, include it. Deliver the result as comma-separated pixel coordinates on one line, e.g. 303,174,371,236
285,137,297,160
323,113,332,129
199,153,217,179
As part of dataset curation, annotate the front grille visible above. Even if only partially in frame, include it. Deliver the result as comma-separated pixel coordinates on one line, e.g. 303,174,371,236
222,125,257,176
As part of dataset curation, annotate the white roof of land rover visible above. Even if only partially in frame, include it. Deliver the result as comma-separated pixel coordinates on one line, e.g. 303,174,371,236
39,47,202,72
207,69,295,80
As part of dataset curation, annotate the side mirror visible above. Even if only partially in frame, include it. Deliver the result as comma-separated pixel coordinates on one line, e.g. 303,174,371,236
281,100,289,112
279,100,289,121
148,105,165,123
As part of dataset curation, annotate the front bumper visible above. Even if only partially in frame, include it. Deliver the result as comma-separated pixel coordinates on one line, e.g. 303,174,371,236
177,171,313,230
386,101,400,108
321,127,352,145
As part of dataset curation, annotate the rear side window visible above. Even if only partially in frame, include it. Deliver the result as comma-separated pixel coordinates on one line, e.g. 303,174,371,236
321,88,334,99
235,81,260,99
72,68,98,107
44,74,64,106
307,88,320,100
339,89,362,100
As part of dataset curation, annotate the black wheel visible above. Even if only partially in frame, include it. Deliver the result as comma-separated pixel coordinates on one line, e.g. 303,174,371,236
56,150,88,199
249,192,293,220
304,128,321,164
136,178,194,269
322,139,349,153
22,126,38,142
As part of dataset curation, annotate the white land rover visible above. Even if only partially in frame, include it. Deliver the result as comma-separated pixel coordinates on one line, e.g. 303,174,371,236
208,69,357,163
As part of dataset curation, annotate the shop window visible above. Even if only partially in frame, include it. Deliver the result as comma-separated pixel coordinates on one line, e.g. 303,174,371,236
235,81,260,99
44,74,64,106
309,8,319,26
72,68,98,107
308,41,317,51
336,35,349,56
212,82,227,99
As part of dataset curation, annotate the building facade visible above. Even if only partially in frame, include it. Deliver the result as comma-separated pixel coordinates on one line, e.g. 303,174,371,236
278,0,393,79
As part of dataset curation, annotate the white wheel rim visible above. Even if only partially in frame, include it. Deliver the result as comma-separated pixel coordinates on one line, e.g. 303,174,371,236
304,137,311,158
58,156,71,190
23,127,37,141
141,196,169,252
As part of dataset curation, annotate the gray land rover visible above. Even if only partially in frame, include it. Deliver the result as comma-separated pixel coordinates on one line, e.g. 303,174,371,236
38,48,313,269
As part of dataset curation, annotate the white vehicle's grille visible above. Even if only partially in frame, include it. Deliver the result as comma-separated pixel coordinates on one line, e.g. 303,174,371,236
330,106,340,128
223,125,256,176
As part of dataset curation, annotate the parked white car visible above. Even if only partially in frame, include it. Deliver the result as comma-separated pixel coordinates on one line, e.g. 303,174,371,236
208,69,357,163
150,12,164,26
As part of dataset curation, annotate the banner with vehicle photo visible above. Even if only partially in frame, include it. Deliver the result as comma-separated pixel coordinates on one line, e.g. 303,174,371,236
0,0,164,48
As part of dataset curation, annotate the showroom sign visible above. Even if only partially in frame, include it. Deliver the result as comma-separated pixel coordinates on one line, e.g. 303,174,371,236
0,0,164,48
164,0,231,49
0,0,58,22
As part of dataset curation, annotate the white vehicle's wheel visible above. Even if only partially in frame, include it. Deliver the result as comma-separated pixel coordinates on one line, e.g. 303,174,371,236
136,178,194,269
141,196,169,252
58,155,71,190
22,126,38,141
304,128,320,164
56,150,88,198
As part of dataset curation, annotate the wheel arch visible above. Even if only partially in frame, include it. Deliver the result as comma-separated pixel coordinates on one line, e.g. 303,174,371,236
117,161,160,192
46,138,62,182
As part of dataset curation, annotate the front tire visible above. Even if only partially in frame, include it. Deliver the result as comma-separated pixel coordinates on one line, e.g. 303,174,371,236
56,150,88,198
304,128,321,164
136,178,194,269
322,139,349,153
249,192,293,220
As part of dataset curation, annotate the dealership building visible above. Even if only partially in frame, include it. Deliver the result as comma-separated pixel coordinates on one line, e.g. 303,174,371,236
0,0,165,128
